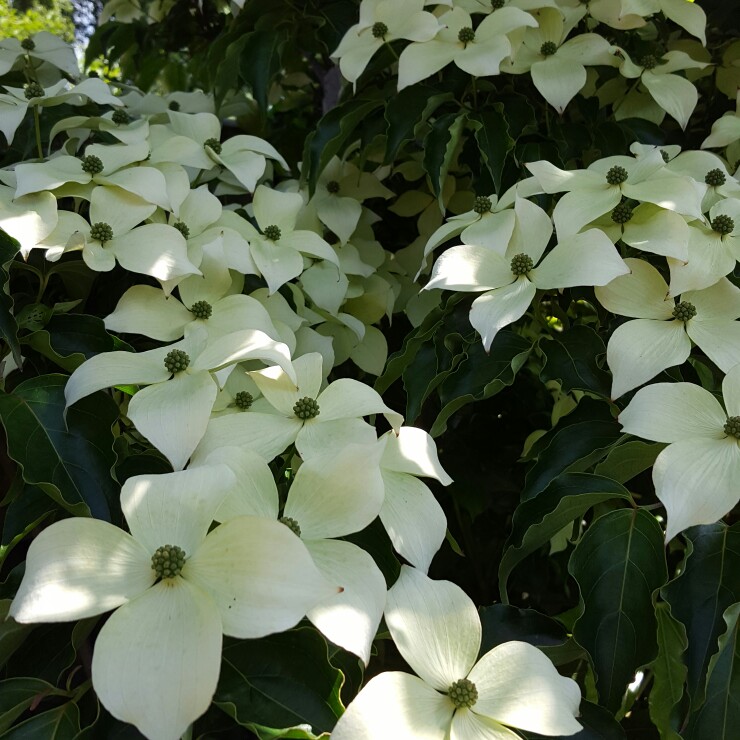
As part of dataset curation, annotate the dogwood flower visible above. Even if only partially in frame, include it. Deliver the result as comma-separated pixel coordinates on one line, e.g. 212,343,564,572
9,466,337,740
617,0,707,44
0,31,80,78
332,566,582,739
619,365,740,541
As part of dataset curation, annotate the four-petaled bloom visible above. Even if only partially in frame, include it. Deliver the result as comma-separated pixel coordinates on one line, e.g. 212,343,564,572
332,566,582,740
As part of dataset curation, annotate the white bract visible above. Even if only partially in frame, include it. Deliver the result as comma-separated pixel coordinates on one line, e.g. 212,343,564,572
619,365,740,541
9,466,336,740
332,566,582,740
0,32,80,77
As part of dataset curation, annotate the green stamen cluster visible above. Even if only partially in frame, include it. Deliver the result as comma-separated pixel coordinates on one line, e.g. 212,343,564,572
24,82,44,100
234,391,254,410
81,154,104,174
606,165,628,185
660,150,670,163
168,100,181,111
164,349,190,374
372,21,388,39
724,416,740,439
173,221,190,239
294,396,320,419
21,38,35,51
90,222,113,243
204,137,222,155
711,214,734,235
672,301,696,322
458,27,475,45
448,678,478,709
510,252,534,276
611,201,633,224
326,180,340,194
540,41,557,56
705,168,726,187
491,0,505,8
640,54,657,70
111,108,130,125
279,516,302,537
264,224,282,241
151,544,187,579
473,195,492,214
190,300,212,320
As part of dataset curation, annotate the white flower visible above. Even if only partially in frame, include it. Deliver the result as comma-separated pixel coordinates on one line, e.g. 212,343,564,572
0,184,57,258
619,365,740,541
9,466,337,740
332,566,582,740
0,32,80,78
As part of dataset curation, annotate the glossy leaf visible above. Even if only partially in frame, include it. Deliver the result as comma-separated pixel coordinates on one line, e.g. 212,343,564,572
0,678,68,733
239,30,283,111
471,106,514,194
0,482,56,567
0,701,81,740
593,440,665,485
479,604,567,655
422,111,466,208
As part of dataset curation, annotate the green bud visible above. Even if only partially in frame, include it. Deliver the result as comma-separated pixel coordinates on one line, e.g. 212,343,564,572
606,165,628,185
173,221,190,239
510,252,534,276
611,201,633,224
190,300,212,320
705,168,726,187
151,544,187,579
725,416,740,439
540,41,557,56
234,391,254,410
711,214,734,235
326,180,340,194
263,224,282,241
111,108,131,125
204,137,222,155
81,154,104,175
672,301,696,322
21,38,35,51
448,678,478,709
279,516,302,537
473,195,492,215
164,348,190,374
372,21,388,39
294,396,320,420
640,54,658,70
458,27,475,45
24,82,44,100
90,222,113,243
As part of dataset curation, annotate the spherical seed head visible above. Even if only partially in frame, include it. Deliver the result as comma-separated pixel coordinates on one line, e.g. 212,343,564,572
448,678,478,709
705,168,726,187
111,108,130,125
164,349,190,374
661,150,670,163
204,137,222,155
81,154,104,174
458,27,475,44
24,82,44,100
672,300,696,322
173,221,190,239
725,416,740,439
293,396,320,419
234,391,253,410
21,38,35,51
279,516,302,537
264,224,282,241
151,544,187,579
372,21,388,38
473,195,492,214
90,222,113,243
611,201,633,224
640,54,657,70
326,180,340,194
510,252,534,276
712,214,734,235
190,300,212,320
168,100,181,111
606,165,629,185
540,41,557,56
491,0,505,8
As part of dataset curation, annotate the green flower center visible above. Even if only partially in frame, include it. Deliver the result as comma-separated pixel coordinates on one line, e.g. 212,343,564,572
705,168,726,187
724,416,740,439
473,195,492,215
458,27,475,45
491,0,505,8
264,224,282,241
21,38,35,51
279,516,302,537
90,222,113,243
111,108,131,125
611,201,633,224
540,41,557,56
190,300,212,320
24,82,44,100
151,544,187,579
711,214,734,235
294,396,320,419
640,54,658,70
661,150,670,163
81,154,104,175
372,21,388,39
606,165,629,185
510,252,534,276
326,180,340,194
234,391,254,410
164,349,190,374
173,221,190,239
448,678,478,709
204,137,222,155
168,100,181,111
672,301,696,322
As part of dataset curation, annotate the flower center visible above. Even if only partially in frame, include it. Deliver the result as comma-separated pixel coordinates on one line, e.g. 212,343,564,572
491,0,505,8
90,222,113,243
473,195,492,215
293,396,320,419
173,221,190,239
448,678,478,709
326,180,340,194
705,168,726,187
164,349,190,374
234,391,253,410
263,224,282,241
711,215,734,235
372,21,388,39
606,165,628,185
279,516,302,537
672,301,696,322
168,100,181,111
725,416,740,439
21,38,35,51
190,300,212,320
151,544,187,579
661,150,670,163
204,138,222,155
510,253,534,276
540,41,557,56
611,201,633,224
111,108,131,125
458,27,475,45
640,54,658,70
24,82,44,100
81,154,104,175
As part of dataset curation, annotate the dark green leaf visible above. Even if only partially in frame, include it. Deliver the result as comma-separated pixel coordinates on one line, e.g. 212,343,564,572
522,700,626,740
343,517,400,589
422,111,466,208
471,106,514,194
0,229,21,366
0,701,80,739
479,604,567,655
0,678,68,733
569,509,668,711
1,483,57,567
593,440,665,484
239,30,284,110
0,601,34,671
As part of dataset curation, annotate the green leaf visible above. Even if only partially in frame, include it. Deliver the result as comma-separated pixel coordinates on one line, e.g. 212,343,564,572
479,604,567,655
342,517,400,588
1,483,57,567
522,700,626,740
0,601,34,671
214,627,343,739
422,111,466,209
0,229,22,366
538,326,611,397
471,106,514,194
662,523,740,707
239,30,283,111
0,375,119,520
0,702,81,740
594,440,665,484
498,473,632,601
0,678,68,734
569,509,668,711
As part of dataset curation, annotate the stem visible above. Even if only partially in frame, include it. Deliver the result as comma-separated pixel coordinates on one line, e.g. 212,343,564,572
33,105,43,159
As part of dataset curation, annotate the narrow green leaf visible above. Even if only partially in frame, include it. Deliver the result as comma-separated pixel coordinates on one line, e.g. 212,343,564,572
239,30,283,110
0,701,80,739
0,678,68,734
0,483,56,567
0,601,34,671
422,111,466,209
471,106,514,194
0,229,22,366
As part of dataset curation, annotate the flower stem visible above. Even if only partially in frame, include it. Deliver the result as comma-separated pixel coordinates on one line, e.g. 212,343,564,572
33,105,43,159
